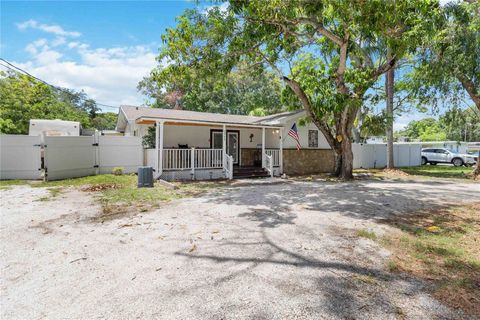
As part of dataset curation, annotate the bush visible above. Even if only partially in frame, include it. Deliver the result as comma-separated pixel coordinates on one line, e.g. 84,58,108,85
112,167,124,176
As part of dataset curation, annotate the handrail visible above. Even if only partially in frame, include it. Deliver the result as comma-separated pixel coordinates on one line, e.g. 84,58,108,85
264,153,274,178
224,152,233,179
265,149,280,167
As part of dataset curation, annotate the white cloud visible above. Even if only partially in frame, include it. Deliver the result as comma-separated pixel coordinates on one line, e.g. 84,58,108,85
202,2,229,14
19,38,158,107
17,19,81,37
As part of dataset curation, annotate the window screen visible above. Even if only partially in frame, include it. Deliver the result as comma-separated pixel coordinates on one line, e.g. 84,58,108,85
308,130,318,148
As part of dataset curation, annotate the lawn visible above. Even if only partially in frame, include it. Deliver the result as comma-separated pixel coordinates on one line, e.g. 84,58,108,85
355,164,475,180
357,203,480,316
399,165,474,179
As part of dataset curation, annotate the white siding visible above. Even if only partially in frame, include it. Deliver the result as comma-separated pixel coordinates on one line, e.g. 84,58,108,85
281,119,330,149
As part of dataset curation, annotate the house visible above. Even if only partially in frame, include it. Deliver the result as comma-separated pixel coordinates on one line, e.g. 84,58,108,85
115,106,334,180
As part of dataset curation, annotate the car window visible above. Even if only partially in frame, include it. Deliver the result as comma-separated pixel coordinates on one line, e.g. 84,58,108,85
423,149,433,153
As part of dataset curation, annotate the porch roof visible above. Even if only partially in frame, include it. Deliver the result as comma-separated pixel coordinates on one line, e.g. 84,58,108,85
121,105,301,128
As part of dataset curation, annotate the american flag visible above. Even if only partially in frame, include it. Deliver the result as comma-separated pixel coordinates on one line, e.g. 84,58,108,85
288,123,301,150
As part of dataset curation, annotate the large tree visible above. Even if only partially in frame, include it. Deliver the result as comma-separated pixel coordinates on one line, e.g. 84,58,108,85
0,71,91,134
0,71,115,134
139,63,285,115
411,1,479,111
146,0,435,180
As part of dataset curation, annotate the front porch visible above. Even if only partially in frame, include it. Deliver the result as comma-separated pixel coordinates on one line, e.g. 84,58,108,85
139,118,283,181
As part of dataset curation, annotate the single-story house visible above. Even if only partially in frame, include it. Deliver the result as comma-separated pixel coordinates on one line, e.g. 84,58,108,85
115,106,334,180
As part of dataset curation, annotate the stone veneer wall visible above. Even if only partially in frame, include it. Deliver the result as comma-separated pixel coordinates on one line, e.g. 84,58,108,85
240,148,262,167
283,149,335,175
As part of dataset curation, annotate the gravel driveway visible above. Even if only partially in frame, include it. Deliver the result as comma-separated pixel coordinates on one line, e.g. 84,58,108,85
1,178,479,319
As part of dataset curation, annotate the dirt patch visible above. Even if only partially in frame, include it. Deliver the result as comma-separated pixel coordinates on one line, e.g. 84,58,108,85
2,180,480,319
382,168,410,177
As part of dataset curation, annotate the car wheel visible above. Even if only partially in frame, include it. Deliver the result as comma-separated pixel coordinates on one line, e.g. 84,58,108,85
452,158,464,167
430,162,437,165
421,157,427,165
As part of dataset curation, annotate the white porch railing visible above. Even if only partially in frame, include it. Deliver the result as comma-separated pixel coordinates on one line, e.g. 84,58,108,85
264,153,274,178
224,153,233,180
194,148,223,169
265,149,280,167
163,149,191,170
163,148,223,171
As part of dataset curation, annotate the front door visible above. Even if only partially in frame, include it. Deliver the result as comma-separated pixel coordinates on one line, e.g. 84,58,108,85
227,132,239,164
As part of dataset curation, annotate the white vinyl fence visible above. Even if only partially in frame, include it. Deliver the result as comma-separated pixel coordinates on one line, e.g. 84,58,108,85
98,136,143,174
44,136,96,180
352,143,422,169
1,134,143,181
0,135,42,180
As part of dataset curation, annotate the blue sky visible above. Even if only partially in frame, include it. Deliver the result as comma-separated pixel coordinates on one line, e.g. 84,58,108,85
1,1,442,129
1,1,202,111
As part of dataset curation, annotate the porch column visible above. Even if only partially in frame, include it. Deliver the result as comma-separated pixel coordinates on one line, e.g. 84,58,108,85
262,127,266,168
222,124,227,169
279,128,283,174
155,121,164,178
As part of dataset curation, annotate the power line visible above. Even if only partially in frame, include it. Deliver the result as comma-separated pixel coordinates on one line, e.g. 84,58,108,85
0,58,120,110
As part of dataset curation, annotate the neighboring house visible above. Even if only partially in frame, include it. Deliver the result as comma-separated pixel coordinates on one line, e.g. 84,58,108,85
29,119,81,136
115,106,334,180
365,136,385,144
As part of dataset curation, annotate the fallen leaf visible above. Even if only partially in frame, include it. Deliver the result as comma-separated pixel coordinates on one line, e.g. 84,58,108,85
188,244,197,253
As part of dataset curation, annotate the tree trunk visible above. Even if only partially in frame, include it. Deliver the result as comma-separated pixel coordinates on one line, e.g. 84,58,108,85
282,76,356,180
458,75,480,112
474,151,480,180
385,48,395,169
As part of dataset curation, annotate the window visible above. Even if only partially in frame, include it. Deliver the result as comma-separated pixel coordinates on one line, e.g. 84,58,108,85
308,130,318,148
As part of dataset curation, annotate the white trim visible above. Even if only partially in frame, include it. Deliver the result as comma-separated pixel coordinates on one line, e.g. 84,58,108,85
115,107,130,132
262,127,266,168
136,117,283,129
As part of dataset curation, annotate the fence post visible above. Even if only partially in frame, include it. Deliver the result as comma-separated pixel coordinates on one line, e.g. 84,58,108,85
94,130,99,175
191,147,195,179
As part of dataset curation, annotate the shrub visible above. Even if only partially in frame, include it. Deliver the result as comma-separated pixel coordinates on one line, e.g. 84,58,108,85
112,167,124,176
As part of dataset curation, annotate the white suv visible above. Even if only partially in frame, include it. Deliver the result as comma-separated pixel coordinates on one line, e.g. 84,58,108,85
421,148,478,167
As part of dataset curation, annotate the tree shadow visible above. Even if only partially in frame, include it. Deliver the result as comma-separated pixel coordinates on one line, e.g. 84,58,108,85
207,179,479,226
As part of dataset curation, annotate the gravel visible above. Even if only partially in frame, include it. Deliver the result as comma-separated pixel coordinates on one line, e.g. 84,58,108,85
1,178,479,319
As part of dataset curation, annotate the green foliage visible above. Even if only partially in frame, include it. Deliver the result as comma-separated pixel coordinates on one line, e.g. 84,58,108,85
142,126,156,149
91,112,118,130
398,107,480,142
0,71,91,134
0,71,116,134
408,1,480,111
439,106,480,142
140,62,285,115
112,167,124,176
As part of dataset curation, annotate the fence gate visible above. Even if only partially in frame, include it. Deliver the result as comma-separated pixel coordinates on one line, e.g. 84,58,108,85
0,135,42,180
44,136,96,180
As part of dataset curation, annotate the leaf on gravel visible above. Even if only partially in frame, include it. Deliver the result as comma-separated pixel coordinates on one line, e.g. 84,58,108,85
188,244,197,253
82,184,119,192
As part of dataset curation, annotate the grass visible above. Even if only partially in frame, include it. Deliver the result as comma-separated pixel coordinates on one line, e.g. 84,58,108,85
354,164,474,180
0,174,226,220
379,203,480,316
356,229,377,240
400,165,473,179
